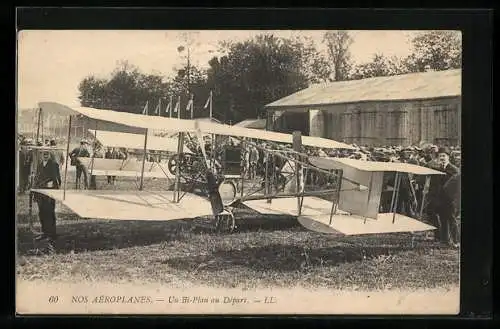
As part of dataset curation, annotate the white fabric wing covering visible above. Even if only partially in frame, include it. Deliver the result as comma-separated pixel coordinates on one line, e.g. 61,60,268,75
76,106,197,133
309,156,445,175
197,120,355,150
31,189,213,221
38,102,197,133
39,102,355,150
243,197,436,235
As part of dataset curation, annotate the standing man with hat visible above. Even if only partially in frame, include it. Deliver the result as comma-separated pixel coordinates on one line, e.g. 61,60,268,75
18,139,33,194
33,149,62,253
49,138,65,167
69,139,90,189
425,145,440,169
428,146,460,247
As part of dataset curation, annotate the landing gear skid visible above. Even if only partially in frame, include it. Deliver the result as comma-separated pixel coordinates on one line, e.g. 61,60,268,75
214,207,236,233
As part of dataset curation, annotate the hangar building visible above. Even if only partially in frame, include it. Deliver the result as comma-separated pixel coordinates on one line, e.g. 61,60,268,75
265,69,461,146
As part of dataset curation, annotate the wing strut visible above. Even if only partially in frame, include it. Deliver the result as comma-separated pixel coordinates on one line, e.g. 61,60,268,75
240,138,245,199
89,121,98,178
419,176,431,220
172,93,182,200
28,107,43,230
391,172,402,223
173,132,184,202
293,131,303,215
62,115,72,201
264,143,270,204
329,169,343,225
139,128,149,191
364,173,374,224
388,173,398,216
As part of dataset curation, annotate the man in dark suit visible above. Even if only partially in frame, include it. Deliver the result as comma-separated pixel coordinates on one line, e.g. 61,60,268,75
33,150,62,252
69,140,90,189
429,147,460,247
18,139,33,194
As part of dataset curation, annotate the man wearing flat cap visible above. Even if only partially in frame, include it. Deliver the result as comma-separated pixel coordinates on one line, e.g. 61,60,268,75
428,146,460,247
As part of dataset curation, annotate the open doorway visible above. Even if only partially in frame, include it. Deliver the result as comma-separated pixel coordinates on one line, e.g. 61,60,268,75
271,111,309,135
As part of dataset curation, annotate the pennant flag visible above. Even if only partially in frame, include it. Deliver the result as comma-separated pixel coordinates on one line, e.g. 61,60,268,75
154,98,161,115
205,90,213,118
186,94,195,119
203,91,211,109
186,94,194,112
173,97,180,113
165,97,172,114
142,101,149,115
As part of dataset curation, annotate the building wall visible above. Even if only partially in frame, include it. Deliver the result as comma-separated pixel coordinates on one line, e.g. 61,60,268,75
17,108,39,136
267,96,461,146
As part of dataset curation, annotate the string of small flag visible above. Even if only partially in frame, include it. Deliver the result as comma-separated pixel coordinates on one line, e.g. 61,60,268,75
141,91,213,119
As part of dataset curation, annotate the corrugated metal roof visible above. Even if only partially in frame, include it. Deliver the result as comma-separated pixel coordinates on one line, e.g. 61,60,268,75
266,69,461,108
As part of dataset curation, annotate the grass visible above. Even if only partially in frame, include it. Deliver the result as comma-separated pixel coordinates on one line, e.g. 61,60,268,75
16,173,459,291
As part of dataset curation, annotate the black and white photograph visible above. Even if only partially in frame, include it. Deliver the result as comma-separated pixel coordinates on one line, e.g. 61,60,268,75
16,28,462,314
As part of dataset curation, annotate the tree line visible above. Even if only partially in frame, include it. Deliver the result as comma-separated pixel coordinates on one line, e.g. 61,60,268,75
78,31,461,123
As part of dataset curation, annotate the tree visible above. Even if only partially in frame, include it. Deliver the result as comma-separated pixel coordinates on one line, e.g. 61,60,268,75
77,33,336,122
78,76,109,108
206,56,233,122
323,31,354,81
290,35,332,84
403,31,462,72
167,64,209,119
78,61,168,114
105,64,141,110
350,53,408,80
206,34,309,122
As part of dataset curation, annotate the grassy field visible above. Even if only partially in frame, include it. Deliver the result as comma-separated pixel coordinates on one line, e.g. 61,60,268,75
16,173,459,291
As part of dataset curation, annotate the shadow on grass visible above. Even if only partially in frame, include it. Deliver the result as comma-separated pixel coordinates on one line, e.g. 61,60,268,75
229,214,302,232
163,242,432,273
17,219,195,255
16,212,303,255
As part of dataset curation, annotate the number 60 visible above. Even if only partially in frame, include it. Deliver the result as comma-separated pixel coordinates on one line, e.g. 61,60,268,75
48,296,59,303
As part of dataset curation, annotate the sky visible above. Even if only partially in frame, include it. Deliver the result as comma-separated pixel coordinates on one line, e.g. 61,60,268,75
17,30,423,109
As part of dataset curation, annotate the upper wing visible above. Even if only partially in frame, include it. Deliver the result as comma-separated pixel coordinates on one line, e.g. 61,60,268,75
39,102,355,150
196,120,355,150
39,102,196,134
309,156,445,175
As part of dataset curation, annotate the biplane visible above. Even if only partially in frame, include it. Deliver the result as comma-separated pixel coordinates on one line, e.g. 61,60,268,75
27,101,443,237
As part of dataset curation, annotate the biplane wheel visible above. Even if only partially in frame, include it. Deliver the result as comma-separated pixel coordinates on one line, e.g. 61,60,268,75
276,173,286,192
167,154,179,175
215,209,236,233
